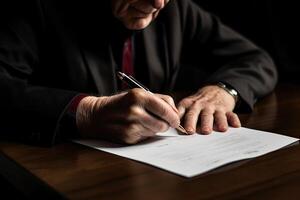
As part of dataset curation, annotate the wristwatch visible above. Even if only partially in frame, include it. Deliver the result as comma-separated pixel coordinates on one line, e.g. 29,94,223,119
216,82,239,104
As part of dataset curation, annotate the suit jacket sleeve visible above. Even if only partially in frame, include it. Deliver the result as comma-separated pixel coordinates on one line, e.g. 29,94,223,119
176,0,278,111
0,2,78,146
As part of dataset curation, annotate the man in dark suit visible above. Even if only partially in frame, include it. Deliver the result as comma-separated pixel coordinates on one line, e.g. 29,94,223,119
0,0,277,146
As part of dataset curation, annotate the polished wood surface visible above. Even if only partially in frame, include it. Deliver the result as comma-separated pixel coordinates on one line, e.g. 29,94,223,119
1,83,300,199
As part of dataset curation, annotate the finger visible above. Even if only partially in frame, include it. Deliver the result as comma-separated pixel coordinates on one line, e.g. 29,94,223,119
177,98,194,118
226,112,241,127
125,105,170,133
127,123,157,140
177,106,186,119
125,89,179,128
95,123,141,145
155,94,179,114
122,123,150,144
138,110,170,133
198,108,214,134
144,95,180,128
214,110,228,132
138,126,157,137
182,103,202,134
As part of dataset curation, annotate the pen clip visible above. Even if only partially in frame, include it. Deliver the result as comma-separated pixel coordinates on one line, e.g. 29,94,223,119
117,71,149,92
128,75,150,92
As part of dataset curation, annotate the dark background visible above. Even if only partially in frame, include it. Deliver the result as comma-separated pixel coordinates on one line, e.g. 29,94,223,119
193,0,300,83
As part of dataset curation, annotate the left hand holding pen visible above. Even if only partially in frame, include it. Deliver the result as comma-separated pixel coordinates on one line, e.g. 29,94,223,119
177,85,241,135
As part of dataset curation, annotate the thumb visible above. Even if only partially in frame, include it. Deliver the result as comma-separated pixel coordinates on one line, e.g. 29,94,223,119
177,105,186,119
155,94,179,114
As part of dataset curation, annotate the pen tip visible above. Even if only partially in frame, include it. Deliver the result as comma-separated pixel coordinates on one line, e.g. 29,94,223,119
177,125,188,134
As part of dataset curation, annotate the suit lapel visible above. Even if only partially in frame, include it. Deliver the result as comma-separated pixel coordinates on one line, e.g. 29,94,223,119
81,44,118,96
139,24,168,93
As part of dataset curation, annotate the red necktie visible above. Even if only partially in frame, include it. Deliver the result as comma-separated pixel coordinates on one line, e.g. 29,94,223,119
121,37,134,89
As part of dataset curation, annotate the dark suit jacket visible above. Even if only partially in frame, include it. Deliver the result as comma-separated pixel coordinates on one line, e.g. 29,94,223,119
0,0,277,146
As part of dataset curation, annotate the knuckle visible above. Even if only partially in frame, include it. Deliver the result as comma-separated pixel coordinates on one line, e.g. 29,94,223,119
217,107,226,113
200,113,211,118
233,114,240,121
156,121,169,132
123,125,140,144
232,112,238,118
186,110,198,118
190,103,201,112
201,107,215,115
227,111,237,118
164,95,174,104
123,135,139,145
178,99,191,107
204,104,215,112
127,89,145,104
128,105,142,116
160,106,168,118
126,123,137,133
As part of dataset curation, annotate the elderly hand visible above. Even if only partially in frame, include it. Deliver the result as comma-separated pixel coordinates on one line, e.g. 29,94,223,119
76,88,180,144
177,85,241,134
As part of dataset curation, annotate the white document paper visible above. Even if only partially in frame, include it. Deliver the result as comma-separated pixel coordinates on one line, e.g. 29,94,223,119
74,127,299,178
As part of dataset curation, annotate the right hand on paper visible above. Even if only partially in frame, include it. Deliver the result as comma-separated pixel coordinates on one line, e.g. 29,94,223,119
76,88,180,144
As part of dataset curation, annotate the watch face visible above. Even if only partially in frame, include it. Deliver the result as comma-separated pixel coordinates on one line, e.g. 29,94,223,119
231,89,238,96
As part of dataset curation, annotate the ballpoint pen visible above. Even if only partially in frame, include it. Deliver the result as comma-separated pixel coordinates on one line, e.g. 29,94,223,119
117,71,187,134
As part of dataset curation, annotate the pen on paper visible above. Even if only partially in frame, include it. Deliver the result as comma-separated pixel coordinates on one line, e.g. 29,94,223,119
117,71,187,134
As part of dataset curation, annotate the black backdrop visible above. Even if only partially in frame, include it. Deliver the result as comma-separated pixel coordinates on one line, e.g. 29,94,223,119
193,0,300,83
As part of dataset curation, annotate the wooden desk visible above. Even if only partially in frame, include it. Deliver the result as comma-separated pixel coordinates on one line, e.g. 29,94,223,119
1,83,300,199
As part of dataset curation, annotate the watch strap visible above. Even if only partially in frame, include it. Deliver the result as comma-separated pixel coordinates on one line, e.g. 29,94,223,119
216,82,239,104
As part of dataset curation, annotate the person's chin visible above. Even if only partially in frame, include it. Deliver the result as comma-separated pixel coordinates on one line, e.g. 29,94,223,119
125,17,153,30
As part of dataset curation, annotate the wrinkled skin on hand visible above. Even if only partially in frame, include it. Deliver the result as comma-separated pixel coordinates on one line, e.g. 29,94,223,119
76,85,241,144
177,85,241,135
76,88,180,144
